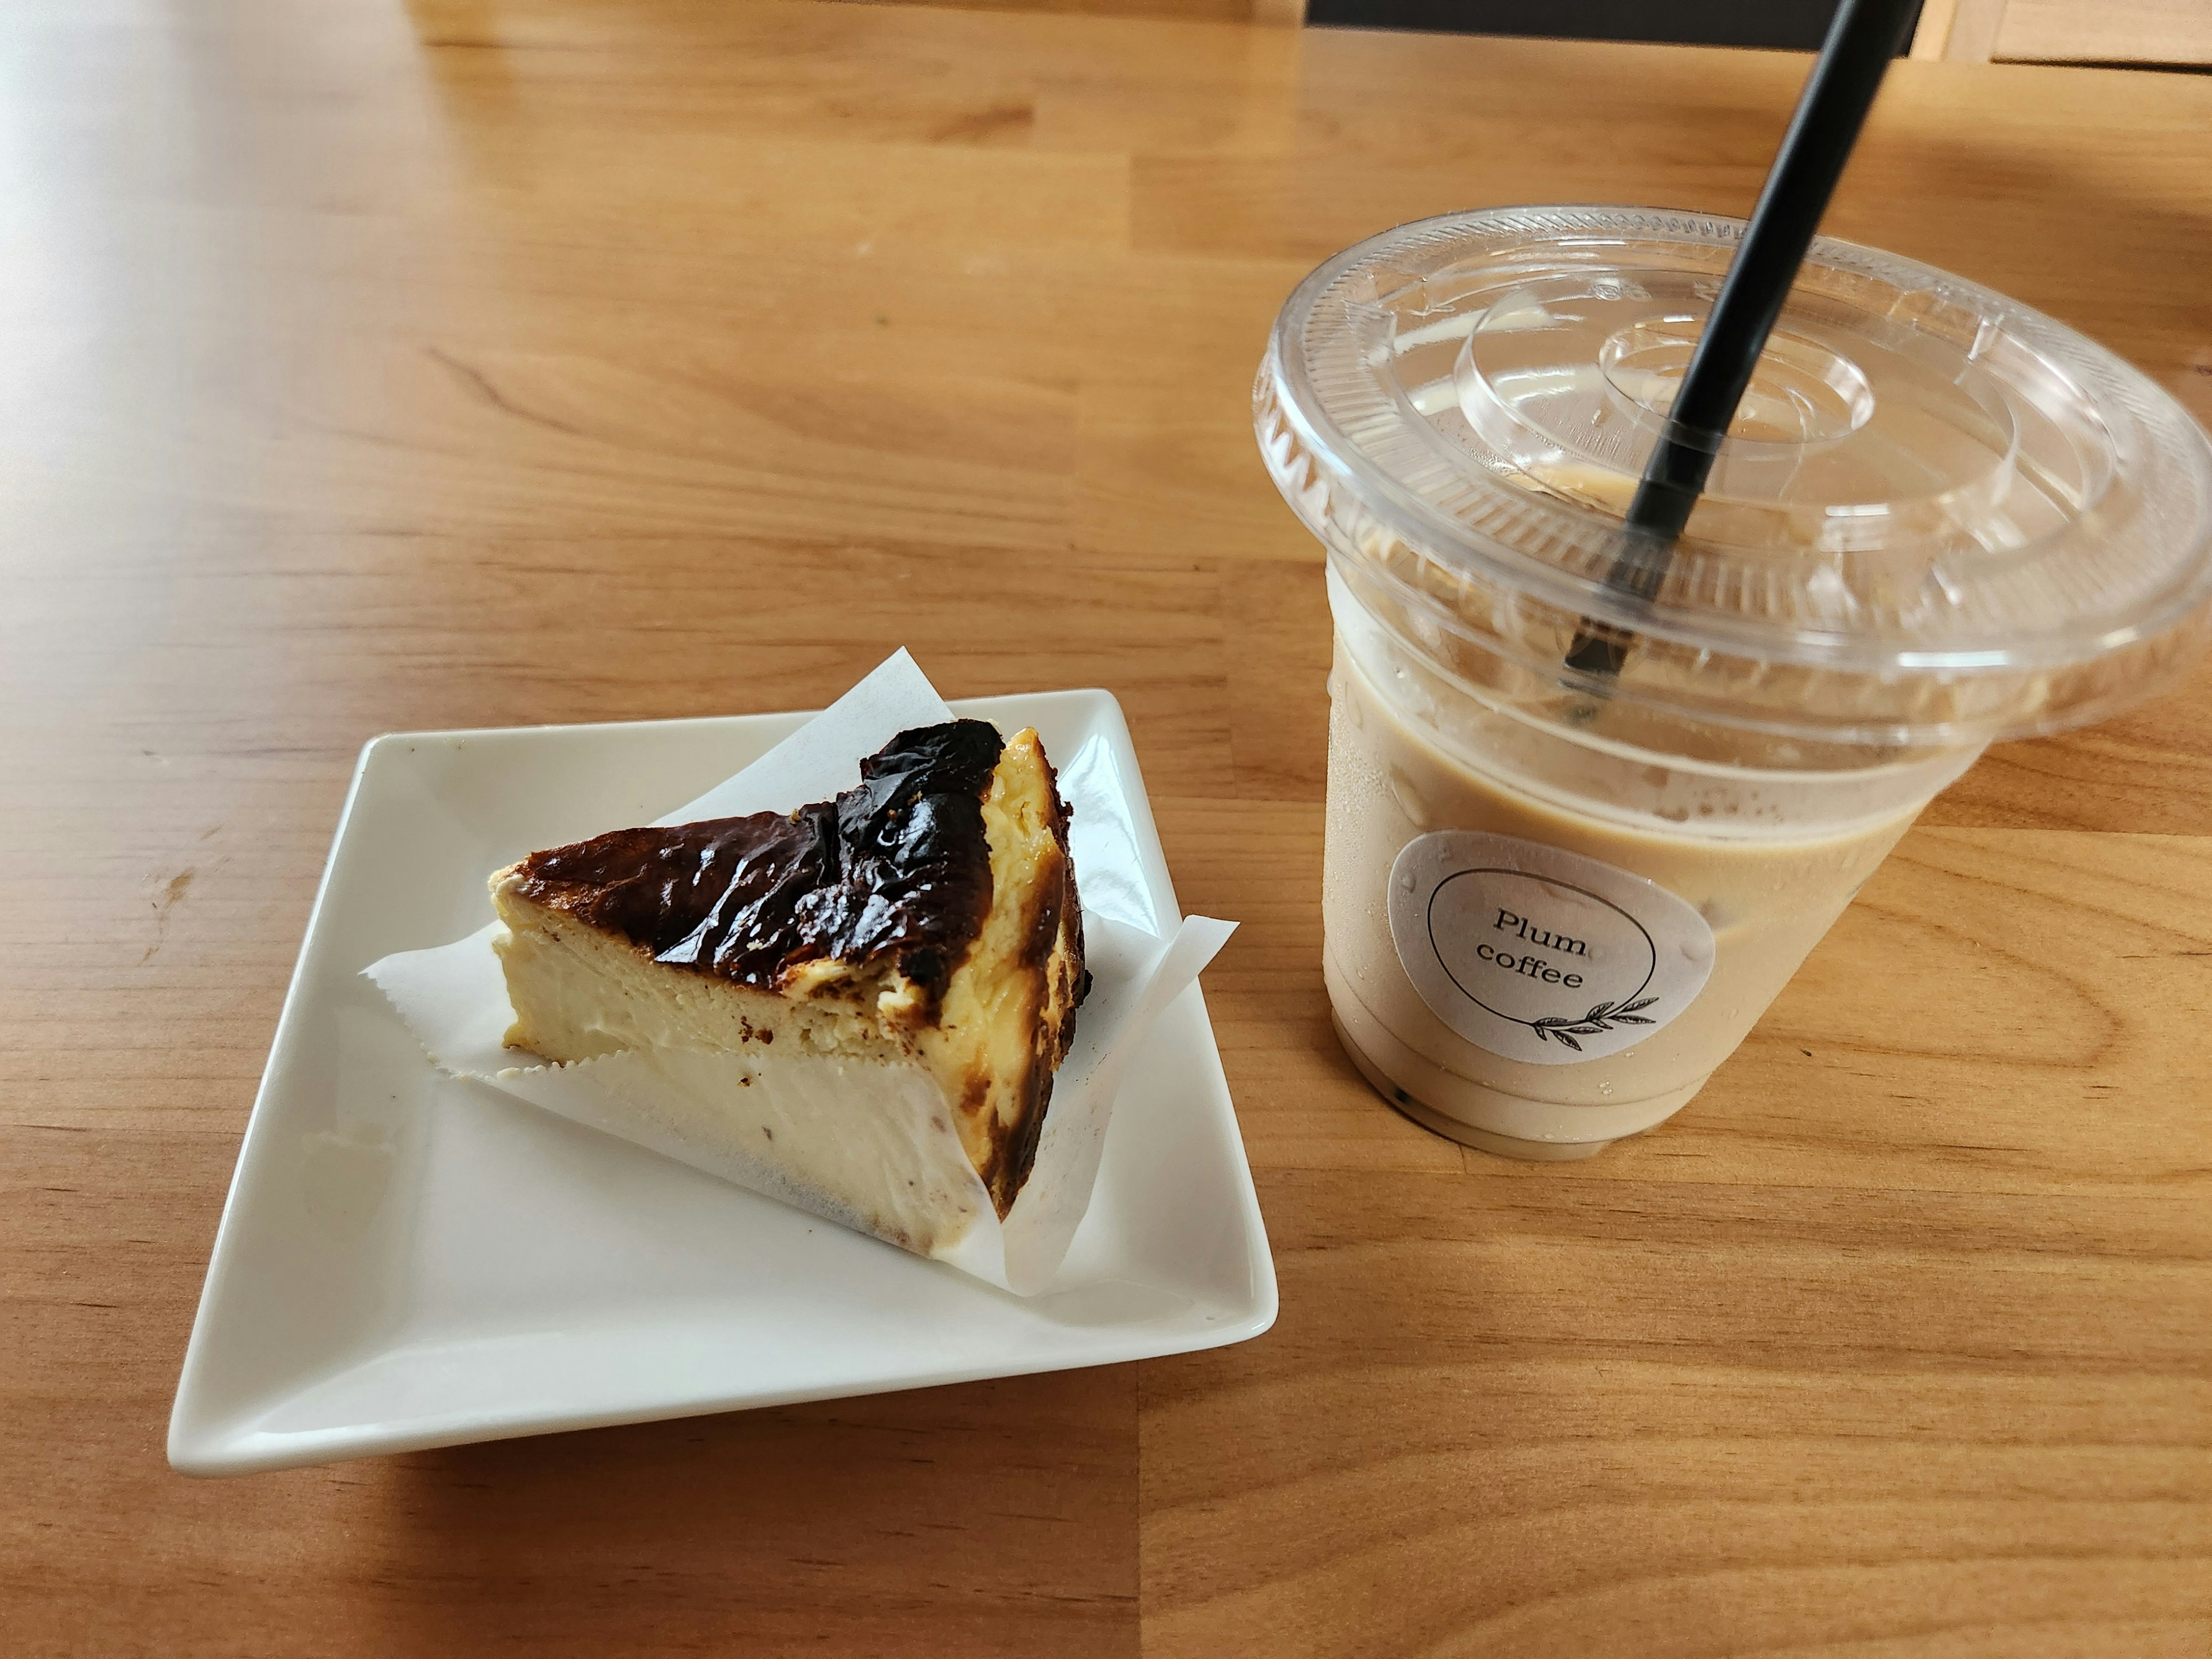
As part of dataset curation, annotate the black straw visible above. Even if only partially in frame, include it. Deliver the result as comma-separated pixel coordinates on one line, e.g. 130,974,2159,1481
1563,0,1923,679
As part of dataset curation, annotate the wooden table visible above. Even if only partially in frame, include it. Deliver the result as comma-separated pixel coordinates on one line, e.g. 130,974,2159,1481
6,2,2209,1652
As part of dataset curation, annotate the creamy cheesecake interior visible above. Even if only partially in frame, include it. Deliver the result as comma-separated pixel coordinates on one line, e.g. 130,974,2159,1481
490,721,1086,1221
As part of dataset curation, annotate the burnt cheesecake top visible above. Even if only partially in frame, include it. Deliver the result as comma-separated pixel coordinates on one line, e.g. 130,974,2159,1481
506,720,1032,1006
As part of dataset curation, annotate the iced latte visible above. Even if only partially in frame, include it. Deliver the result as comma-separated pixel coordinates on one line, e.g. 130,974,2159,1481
1256,207,2212,1155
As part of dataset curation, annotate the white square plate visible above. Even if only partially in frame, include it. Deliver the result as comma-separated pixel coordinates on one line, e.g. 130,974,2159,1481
170,691,1275,1476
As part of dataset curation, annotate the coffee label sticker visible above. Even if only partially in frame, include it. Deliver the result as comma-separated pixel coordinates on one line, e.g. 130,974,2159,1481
1388,831,1715,1066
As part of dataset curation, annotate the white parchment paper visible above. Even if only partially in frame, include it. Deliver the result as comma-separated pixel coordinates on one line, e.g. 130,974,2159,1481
364,652,1235,1296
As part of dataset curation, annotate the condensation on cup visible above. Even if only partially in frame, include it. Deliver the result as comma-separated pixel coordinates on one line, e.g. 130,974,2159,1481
1255,206,2212,1158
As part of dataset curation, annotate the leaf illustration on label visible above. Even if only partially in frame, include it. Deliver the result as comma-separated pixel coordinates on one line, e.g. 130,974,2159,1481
1531,1002,1652,1043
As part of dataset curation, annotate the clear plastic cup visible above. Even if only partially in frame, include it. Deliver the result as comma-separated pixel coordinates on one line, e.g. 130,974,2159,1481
1255,207,2212,1158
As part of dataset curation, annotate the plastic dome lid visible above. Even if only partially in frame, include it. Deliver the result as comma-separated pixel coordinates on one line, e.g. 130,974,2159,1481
1255,206,2212,743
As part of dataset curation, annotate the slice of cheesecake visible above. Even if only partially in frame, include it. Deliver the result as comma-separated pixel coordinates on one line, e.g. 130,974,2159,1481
488,720,1088,1253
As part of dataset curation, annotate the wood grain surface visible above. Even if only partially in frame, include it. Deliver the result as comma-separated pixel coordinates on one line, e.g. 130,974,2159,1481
1918,0,2212,66
3,2,2209,1654
853,0,1307,27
